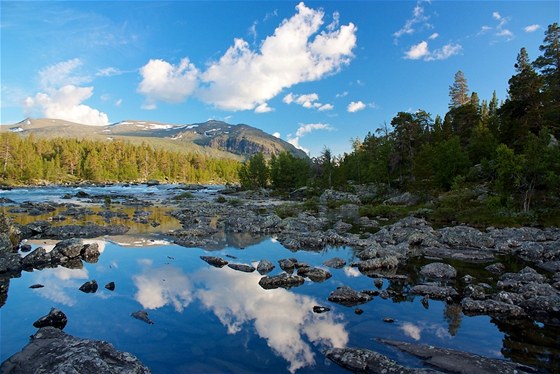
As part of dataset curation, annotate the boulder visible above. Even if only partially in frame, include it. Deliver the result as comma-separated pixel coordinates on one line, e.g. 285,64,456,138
79,280,98,293
81,243,100,263
21,247,51,269
327,286,373,307
278,258,296,273
258,273,305,290
256,260,275,275
131,310,154,325
323,257,346,269
105,282,115,291
0,327,150,373
200,256,228,268
438,226,495,249
32,308,68,330
50,238,84,263
383,192,418,206
420,262,457,279
461,298,526,318
357,256,399,272
297,267,332,282
411,284,458,300
0,253,22,274
227,263,255,273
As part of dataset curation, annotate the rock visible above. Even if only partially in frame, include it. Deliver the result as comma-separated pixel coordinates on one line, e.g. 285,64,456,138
384,192,418,206
461,298,526,318
313,306,330,313
258,273,305,290
497,267,546,291
379,338,536,374
20,244,32,252
463,284,489,300
438,225,495,249
79,280,98,293
256,259,275,275
485,263,505,274
383,317,395,323
334,220,353,234
354,308,364,315
297,267,332,282
278,258,296,273
146,180,160,186
421,247,495,262
81,243,100,263
21,247,51,269
420,262,457,279
327,286,373,307
0,327,150,373
421,295,429,309
323,257,346,269
0,253,22,274
227,263,255,273
200,256,228,268
326,347,438,374
33,308,68,330
411,284,459,300
131,310,154,324
104,282,115,291
319,189,361,205
357,256,399,272
374,278,383,289
29,284,44,289
75,191,90,198
51,238,84,259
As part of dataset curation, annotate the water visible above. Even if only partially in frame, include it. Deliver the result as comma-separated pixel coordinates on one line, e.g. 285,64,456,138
1,185,558,373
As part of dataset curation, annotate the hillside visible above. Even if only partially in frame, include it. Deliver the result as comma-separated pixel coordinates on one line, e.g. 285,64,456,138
1,118,308,160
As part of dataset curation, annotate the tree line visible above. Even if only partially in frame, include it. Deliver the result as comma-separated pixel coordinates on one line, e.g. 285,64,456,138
0,134,240,185
240,23,560,215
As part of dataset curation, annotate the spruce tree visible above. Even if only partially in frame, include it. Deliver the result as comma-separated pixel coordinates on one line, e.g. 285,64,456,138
449,70,470,109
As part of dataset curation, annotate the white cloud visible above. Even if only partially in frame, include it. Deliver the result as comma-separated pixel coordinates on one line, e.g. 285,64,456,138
115,98,122,107
524,24,540,33
133,265,193,312
96,67,123,77
283,92,333,111
138,58,199,110
404,40,462,61
24,85,109,126
195,2,356,111
400,322,421,340
393,1,433,41
254,102,274,113
492,11,502,20
39,58,90,88
288,122,334,154
480,11,513,41
347,100,366,113
335,91,348,98
429,32,439,40
272,132,281,138
318,103,334,111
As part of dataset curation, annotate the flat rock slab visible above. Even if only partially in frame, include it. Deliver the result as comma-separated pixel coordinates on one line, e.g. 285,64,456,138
328,286,373,307
258,273,305,290
379,338,536,374
0,326,150,374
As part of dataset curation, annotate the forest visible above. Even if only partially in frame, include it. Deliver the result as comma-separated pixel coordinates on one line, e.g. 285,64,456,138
0,135,240,185
239,23,560,226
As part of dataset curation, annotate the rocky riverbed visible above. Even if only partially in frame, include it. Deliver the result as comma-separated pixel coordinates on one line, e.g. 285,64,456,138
1,184,559,372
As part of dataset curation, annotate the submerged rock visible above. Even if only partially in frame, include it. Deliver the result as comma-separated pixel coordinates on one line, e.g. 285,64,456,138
0,326,150,373
32,308,68,330
131,310,154,325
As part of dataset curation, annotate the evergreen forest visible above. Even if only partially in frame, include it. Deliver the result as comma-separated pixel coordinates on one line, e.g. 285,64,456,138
239,23,560,226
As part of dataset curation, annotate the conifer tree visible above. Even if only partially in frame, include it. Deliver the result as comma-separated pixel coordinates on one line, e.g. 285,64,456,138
449,70,470,108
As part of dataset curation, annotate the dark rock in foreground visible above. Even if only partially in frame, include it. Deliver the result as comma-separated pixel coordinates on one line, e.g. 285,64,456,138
379,338,537,374
328,286,373,307
258,273,305,290
0,326,150,374
79,280,98,293
32,308,67,330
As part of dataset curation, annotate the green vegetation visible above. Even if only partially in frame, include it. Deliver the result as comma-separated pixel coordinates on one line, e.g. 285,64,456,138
238,23,560,227
0,135,240,185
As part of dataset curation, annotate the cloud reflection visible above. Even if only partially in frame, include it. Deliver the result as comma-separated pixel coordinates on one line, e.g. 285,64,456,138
133,266,193,312
195,267,348,373
32,266,89,306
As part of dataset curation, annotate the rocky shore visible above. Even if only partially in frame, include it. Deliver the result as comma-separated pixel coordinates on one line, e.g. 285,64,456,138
1,185,559,372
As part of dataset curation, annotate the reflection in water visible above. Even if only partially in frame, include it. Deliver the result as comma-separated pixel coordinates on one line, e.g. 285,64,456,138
400,322,421,340
343,266,361,278
399,321,451,342
133,265,193,312
32,267,89,306
195,267,348,373
132,262,349,373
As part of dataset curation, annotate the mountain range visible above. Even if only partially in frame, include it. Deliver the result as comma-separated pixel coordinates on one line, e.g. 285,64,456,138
1,118,308,160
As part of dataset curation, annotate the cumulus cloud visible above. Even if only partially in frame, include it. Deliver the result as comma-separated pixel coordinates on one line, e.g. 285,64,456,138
254,102,274,113
24,58,110,126
479,11,514,40
524,24,540,33
272,132,281,138
393,1,433,41
429,32,439,40
133,265,193,312
283,92,333,111
137,58,199,110
24,85,109,126
139,3,356,112
404,40,462,61
287,123,334,154
347,101,366,113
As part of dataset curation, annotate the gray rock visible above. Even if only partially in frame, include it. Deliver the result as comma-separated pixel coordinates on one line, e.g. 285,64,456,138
357,256,399,272
227,263,255,273
384,192,418,206
420,262,457,279
256,259,275,275
297,267,332,282
43,224,129,239
0,253,22,274
258,273,305,290
463,284,488,300
411,284,458,300
200,256,228,268
278,258,296,273
497,267,546,291
326,346,439,374
323,257,346,269
461,298,526,318
421,247,495,262
327,286,373,307
81,243,100,263
319,189,360,205
21,247,51,269
485,263,505,274
131,310,154,324
379,338,536,374
438,225,495,249
32,308,68,330
334,220,353,234
0,327,150,374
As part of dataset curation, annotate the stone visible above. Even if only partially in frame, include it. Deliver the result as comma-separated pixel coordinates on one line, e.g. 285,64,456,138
81,243,100,263
438,225,495,249
323,257,346,269
384,192,418,206
21,247,51,269
0,253,22,274
258,273,305,290
29,284,44,289
0,327,150,374
200,256,228,268
104,282,115,291
485,263,505,274
79,280,98,293
420,262,457,279
278,258,296,273
357,256,399,272
312,306,330,313
51,238,84,259
131,310,154,325
227,263,255,273
33,308,68,330
256,259,275,275
411,284,459,300
297,267,332,282
327,286,373,307
461,298,526,318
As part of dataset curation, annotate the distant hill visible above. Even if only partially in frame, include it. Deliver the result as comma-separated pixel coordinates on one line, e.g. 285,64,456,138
1,118,308,160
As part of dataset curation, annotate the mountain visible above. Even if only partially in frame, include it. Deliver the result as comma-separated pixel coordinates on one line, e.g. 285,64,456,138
2,118,308,160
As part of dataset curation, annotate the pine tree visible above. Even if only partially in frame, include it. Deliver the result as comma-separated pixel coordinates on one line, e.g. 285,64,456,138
449,70,470,108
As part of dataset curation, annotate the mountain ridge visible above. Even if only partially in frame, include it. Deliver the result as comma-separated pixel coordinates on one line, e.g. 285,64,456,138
1,118,308,161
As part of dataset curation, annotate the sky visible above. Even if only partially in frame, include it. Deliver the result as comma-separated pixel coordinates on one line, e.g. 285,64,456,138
1,1,558,157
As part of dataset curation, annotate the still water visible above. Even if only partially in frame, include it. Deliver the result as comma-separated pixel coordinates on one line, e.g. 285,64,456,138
2,238,507,373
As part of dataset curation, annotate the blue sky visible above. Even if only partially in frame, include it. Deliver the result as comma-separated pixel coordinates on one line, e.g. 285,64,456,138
1,1,558,157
